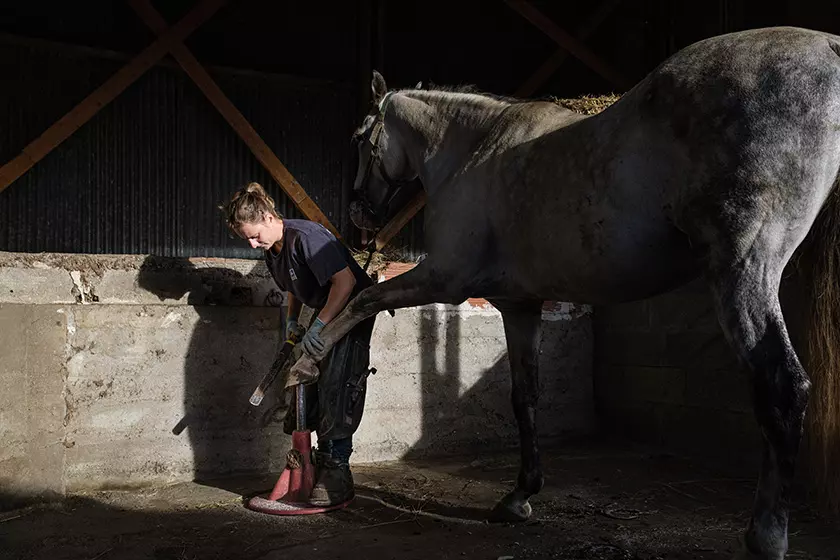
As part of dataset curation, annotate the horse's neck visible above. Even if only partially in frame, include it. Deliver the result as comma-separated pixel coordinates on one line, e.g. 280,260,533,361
396,91,510,188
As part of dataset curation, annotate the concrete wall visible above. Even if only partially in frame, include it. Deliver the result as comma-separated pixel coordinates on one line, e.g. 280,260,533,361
593,277,763,463
0,252,595,507
592,254,818,470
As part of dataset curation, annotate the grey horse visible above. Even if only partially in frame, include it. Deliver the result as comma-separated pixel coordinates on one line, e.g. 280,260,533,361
293,26,840,559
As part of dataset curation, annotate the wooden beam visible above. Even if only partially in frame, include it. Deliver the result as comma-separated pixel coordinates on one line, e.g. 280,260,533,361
505,0,633,91
0,32,348,90
129,0,341,238
0,0,226,194
516,48,574,99
515,0,624,98
366,0,629,251
374,190,426,251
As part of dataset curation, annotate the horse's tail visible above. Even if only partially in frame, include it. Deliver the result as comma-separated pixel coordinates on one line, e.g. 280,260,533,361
795,179,840,513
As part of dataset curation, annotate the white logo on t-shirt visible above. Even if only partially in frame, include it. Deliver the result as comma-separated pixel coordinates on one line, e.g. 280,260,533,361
289,268,298,281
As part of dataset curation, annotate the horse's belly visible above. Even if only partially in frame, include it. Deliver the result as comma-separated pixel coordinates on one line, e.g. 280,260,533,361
501,221,700,305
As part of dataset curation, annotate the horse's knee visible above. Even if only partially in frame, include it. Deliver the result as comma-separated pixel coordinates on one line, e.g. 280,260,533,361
513,351,539,375
748,323,810,414
512,381,538,401
755,362,810,416
754,365,810,451
718,303,809,417
510,344,540,399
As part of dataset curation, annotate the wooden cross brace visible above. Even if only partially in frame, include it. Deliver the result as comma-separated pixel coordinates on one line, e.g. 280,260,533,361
0,0,341,239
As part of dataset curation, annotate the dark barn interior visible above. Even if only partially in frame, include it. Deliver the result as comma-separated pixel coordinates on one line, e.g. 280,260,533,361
2,2,840,559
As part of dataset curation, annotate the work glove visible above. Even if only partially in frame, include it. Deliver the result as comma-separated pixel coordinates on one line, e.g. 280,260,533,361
301,317,326,356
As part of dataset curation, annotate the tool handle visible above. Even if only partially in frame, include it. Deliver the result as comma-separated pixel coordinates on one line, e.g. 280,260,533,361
249,332,301,406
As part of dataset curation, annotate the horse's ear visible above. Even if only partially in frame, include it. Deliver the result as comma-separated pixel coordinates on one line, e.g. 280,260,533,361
371,70,387,105
415,81,423,89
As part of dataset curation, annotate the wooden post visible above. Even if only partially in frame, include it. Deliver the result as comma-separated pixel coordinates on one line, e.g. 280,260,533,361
129,0,341,239
505,0,633,91
0,0,226,194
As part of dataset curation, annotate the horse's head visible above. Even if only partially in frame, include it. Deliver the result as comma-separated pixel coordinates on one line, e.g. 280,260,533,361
349,71,419,232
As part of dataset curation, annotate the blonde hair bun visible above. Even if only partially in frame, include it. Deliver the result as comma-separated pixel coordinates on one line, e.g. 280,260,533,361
220,182,280,231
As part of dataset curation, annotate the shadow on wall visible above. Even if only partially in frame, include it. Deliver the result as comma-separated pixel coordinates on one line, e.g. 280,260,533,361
136,255,291,494
398,304,591,467
135,254,527,488
402,307,514,462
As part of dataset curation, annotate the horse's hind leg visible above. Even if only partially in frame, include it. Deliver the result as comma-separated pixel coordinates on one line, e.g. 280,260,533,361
704,237,812,559
487,298,545,522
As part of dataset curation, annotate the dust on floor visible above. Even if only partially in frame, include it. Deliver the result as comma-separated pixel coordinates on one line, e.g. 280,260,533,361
1,441,837,560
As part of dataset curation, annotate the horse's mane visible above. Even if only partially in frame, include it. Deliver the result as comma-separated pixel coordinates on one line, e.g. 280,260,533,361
393,83,538,110
411,83,530,104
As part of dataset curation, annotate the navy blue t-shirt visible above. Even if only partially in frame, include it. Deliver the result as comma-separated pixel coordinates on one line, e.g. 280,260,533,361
264,219,373,310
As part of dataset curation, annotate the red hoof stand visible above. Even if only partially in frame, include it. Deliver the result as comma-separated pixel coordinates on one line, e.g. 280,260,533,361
246,430,352,516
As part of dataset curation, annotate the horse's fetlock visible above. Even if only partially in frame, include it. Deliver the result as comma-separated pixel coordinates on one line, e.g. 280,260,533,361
518,469,544,494
744,523,788,560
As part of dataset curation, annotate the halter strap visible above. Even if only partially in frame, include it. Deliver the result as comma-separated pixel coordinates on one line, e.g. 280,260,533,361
378,91,396,115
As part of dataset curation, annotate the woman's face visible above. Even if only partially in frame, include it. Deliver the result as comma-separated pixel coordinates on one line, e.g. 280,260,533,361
237,213,280,250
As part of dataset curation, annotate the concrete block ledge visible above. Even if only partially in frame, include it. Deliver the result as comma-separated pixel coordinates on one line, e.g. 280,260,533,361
0,252,594,507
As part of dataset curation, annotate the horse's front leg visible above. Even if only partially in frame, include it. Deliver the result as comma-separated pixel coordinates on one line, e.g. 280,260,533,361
488,299,545,522
306,262,458,362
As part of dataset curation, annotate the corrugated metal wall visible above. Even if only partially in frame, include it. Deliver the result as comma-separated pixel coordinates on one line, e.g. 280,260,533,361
0,39,363,260
4,0,814,263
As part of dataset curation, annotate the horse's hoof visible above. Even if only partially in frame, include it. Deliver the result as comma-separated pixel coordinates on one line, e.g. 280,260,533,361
730,536,785,560
731,548,783,560
731,548,760,560
489,493,532,523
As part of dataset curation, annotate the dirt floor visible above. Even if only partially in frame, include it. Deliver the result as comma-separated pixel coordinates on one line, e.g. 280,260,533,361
2,441,838,560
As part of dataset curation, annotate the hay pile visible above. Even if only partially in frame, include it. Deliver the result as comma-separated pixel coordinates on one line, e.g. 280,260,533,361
553,93,622,115
351,245,417,278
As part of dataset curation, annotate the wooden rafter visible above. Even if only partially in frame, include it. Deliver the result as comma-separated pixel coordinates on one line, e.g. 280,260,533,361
129,0,340,239
505,0,633,91
515,0,624,97
0,0,226,194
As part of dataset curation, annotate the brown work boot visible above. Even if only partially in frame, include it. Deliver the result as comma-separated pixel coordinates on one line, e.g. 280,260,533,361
309,453,354,506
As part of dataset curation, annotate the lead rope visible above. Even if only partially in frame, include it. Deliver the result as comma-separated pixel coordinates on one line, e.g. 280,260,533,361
362,234,378,273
